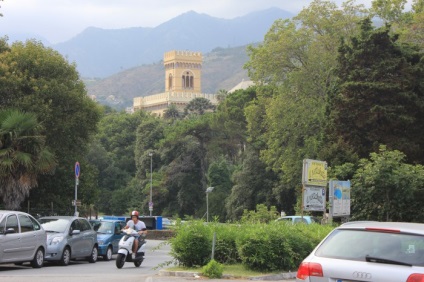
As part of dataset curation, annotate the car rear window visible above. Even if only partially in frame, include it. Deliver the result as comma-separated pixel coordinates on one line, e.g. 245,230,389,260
315,229,424,266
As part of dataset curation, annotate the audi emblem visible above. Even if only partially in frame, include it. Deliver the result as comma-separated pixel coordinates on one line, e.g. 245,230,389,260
352,271,372,280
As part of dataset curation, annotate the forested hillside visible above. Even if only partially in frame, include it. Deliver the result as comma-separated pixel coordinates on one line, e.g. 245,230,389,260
85,45,251,109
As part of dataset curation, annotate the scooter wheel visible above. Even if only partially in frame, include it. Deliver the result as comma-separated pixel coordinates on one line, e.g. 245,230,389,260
134,259,143,267
116,254,126,269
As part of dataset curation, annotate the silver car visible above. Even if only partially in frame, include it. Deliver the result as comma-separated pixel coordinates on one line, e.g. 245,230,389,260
296,221,424,282
39,216,98,266
0,210,46,268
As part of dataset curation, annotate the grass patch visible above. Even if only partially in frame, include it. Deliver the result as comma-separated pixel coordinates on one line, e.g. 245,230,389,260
166,264,282,278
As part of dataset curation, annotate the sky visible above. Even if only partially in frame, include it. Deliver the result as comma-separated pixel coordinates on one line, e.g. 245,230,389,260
0,0,413,44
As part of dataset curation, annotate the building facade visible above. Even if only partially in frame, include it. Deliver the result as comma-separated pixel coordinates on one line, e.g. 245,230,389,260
133,50,218,116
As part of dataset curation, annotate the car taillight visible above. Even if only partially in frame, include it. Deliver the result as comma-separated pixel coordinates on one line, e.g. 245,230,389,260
296,262,323,280
407,274,424,282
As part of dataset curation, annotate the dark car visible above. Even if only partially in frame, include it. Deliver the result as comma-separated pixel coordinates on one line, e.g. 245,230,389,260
39,216,98,266
89,219,126,260
0,210,46,268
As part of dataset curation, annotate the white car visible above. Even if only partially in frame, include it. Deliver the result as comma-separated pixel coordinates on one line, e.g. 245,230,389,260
296,221,424,282
0,210,46,268
276,215,320,224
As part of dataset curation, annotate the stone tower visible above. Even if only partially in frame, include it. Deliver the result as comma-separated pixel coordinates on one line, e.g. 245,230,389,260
164,50,202,93
133,50,217,116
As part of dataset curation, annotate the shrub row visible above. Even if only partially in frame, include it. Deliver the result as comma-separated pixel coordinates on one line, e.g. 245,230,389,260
169,220,334,272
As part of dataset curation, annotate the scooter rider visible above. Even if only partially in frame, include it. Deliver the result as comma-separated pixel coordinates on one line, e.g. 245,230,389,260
123,211,147,258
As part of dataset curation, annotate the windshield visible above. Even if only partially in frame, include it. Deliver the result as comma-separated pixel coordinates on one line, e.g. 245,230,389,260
315,229,424,266
93,221,114,233
39,218,69,233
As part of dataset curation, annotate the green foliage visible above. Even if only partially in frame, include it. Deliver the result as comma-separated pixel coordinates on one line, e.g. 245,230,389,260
327,18,424,163
169,221,212,267
245,1,368,213
163,104,181,120
351,145,424,221
202,259,223,279
240,204,279,224
0,39,101,212
184,97,216,116
236,222,333,272
211,88,257,162
226,148,280,220
371,0,407,23
0,109,56,209
170,220,333,272
207,158,233,221
210,223,241,264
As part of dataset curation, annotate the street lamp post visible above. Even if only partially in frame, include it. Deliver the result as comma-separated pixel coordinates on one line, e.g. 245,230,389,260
206,187,214,222
149,152,153,216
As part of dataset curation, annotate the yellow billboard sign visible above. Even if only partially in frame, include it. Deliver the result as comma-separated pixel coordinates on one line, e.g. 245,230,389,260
302,159,327,186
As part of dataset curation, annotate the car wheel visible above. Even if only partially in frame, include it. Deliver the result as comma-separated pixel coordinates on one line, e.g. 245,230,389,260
88,245,98,263
30,248,44,268
104,246,113,261
60,247,71,266
116,253,125,269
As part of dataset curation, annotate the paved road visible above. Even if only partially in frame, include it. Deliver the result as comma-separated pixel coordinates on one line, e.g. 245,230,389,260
0,239,296,282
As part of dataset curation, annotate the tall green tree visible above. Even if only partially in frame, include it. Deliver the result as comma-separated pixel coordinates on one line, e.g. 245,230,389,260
245,0,368,211
207,157,233,221
211,88,257,163
225,148,279,220
0,110,56,209
327,18,424,163
351,146,424,221
0,39,101,212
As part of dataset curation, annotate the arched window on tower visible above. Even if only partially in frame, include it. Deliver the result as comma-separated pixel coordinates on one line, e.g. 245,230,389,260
182,71,193,89
168,74,173,90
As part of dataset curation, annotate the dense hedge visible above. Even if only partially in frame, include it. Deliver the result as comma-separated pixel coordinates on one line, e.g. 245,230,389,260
169,220,334,271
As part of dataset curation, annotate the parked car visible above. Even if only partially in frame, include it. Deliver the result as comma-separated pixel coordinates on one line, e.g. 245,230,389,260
161,217,175,229
89,219,126,260
0,210,46,268
39,216,98,266
276,215,320,224
296,221,424,282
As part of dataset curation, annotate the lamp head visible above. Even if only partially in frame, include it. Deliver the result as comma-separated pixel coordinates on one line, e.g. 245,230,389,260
206,187,214,193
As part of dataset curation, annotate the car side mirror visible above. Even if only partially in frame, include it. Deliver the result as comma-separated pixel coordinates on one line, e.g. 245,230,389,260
71,229,81,235
5,228,16,234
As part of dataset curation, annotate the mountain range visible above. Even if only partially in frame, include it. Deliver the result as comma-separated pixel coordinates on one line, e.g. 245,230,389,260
53,7,293,79
6,8,293,109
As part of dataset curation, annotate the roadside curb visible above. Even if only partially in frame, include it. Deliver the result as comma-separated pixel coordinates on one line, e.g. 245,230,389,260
159,269,297,280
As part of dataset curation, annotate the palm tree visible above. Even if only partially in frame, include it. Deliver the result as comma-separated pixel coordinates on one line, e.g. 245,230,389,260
183,97,216,117
0,109,56,210
216,89,229,102
163,104,181,120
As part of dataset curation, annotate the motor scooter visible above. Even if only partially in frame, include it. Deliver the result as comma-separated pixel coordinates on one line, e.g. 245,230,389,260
115,228,146,268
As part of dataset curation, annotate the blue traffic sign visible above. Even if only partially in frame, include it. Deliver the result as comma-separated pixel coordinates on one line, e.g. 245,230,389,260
75,162,80,178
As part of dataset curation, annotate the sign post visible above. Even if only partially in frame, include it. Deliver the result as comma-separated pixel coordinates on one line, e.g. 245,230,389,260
329,180,351,223
302,159,328,218
74,162,80,217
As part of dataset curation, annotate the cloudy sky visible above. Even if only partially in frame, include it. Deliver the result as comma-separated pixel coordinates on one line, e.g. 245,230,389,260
0,0,412,44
